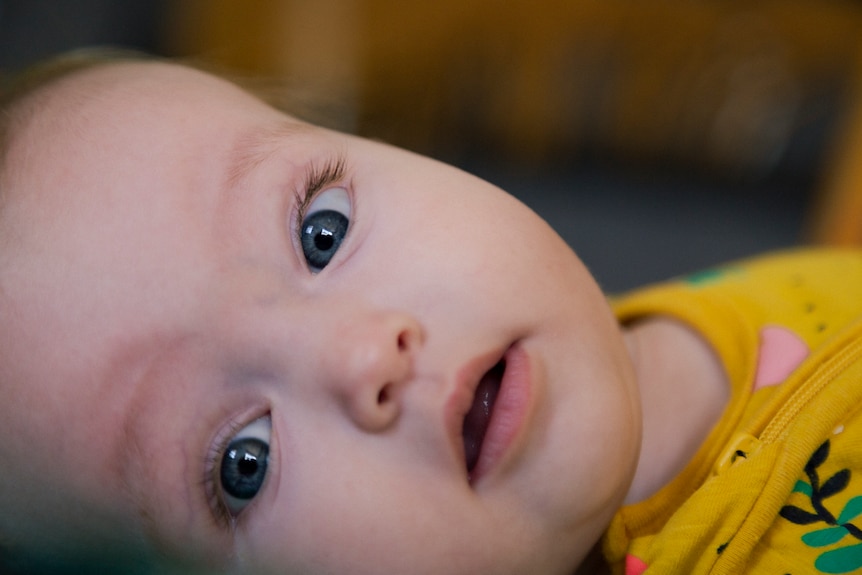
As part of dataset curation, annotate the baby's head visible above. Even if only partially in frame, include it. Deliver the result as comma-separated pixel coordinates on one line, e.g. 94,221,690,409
0,54,641,574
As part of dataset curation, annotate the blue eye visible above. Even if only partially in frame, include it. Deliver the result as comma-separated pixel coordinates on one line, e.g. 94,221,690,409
299,187,351,272
219,416,271,515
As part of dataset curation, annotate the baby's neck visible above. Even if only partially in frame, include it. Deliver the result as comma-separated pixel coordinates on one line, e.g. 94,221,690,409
622,316,729,504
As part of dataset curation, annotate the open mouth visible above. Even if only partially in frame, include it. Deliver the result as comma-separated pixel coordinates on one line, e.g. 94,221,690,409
461,359,505,475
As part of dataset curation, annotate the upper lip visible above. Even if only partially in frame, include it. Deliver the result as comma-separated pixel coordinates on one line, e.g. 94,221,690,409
445,345,510,479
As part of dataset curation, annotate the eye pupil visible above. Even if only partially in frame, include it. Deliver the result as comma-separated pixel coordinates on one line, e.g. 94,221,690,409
314,230,334,251
238,453,259,476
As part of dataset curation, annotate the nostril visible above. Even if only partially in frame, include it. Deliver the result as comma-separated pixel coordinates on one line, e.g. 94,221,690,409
397,331,409,352
377,384,391,405
393,315,423,354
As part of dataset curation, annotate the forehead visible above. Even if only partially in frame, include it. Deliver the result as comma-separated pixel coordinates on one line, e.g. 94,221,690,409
0,62,287,555
0,59,291,395
3,60,274,186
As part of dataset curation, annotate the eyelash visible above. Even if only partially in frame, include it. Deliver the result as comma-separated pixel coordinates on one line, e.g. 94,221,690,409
203,416,248,529
293,153,349,234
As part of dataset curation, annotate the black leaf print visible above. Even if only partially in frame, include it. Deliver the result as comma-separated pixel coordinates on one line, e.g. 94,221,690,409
807,441,830,471
820,470,851,499
780,505,823,525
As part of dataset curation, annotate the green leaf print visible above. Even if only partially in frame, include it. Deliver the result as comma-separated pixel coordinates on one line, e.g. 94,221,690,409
684,267,741,286
837,496,862,525
794,479,814,497
815,542,862,573
804,526,851,547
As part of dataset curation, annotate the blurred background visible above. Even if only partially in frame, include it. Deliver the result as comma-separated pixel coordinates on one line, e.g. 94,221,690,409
3,0,862,291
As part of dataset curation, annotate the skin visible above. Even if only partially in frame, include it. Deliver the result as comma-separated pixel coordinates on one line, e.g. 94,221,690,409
0,61,726,574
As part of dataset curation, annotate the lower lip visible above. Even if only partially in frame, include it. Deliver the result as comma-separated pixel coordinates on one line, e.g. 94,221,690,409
469,343,533,484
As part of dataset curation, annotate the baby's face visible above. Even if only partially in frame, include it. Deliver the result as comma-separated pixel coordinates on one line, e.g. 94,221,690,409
0,62,640,573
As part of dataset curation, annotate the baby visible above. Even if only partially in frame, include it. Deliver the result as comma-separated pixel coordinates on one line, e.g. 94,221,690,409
1,52,862,575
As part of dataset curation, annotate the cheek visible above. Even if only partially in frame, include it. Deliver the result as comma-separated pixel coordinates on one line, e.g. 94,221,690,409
235,455,469,575
235,417,537,575
358,190,563,306
512,317,640,525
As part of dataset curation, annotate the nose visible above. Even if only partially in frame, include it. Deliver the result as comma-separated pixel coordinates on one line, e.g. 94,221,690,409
323,308,423,432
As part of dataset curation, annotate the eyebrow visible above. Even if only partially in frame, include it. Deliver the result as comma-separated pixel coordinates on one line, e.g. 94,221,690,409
225,120,316,190
108,337,180,548
110,335,219,553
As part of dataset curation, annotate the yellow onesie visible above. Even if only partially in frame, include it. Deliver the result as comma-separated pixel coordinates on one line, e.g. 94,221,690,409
603,249,862,574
